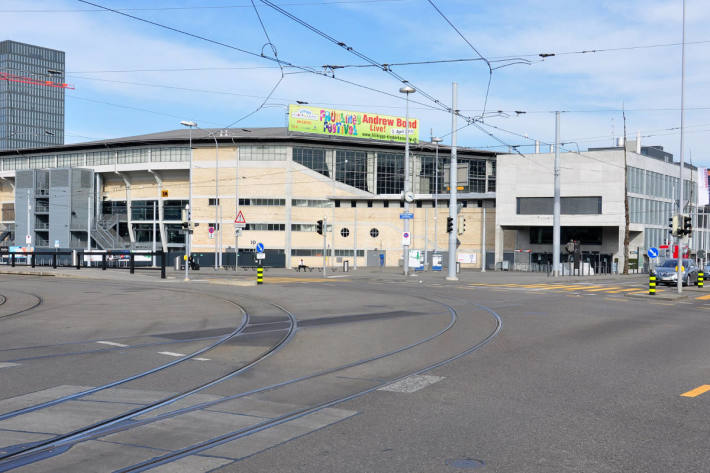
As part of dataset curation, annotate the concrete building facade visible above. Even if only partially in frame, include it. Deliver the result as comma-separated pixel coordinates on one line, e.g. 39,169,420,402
0,128,496,269
495,143,702,272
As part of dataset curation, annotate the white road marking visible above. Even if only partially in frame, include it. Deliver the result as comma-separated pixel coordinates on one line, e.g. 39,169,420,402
378,375,445,393
0,362,19,369
96,341,129,348
158,351,186,357
157,352,210,361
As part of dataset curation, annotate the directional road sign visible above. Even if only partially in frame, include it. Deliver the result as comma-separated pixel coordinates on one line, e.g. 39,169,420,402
399,212,414,220
256,242,264,253
647,247,659,258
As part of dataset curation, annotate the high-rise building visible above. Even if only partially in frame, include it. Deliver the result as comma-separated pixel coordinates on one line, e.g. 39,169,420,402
0,40,65,151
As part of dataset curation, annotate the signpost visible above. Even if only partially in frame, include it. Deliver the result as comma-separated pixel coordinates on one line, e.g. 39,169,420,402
647,247,659,259
402,232,411,246
399,213,414,220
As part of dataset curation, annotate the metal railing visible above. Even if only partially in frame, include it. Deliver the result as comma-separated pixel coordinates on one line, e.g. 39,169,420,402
0,248,167,279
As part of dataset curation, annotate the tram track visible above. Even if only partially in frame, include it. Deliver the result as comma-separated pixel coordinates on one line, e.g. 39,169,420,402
0,291,42,321
0,296,500,472
0,303,297,472
116,301,502,473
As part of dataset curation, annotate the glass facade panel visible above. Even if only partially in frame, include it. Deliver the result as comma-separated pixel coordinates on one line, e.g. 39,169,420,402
376,152,404,194
293,147,328,177
335,150,367,191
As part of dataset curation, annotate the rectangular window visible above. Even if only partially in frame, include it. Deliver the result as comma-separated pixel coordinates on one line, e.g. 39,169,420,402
336,149,367,191
245,223,285,231
292,199,331,208
376,152,404,194
238,198,285,206
208,198,220,206
516,197,602,215
293,147,329,177
291,223,317,232
529,226,603,245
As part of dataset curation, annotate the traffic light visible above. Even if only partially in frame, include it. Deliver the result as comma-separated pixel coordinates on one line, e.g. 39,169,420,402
446,216,454,233
457,216,466,235
316,220,323,235
683,215,692,236
669,215,680,236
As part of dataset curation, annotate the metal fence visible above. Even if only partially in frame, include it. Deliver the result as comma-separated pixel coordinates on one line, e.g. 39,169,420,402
0,249,167,279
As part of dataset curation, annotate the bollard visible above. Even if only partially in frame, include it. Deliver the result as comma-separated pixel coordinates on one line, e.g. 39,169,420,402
101,254,107,270
699,271,704,288
31,253,35,268
159,251,166,279
76,251,81,270
11,253,15,267
257,265,264,285
52,253,57,269
649,274,656,295
129,253,135,274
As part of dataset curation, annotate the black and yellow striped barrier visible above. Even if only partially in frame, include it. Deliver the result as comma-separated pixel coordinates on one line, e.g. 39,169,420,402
699,271,704,288
649,274,656,295
257,266,264,285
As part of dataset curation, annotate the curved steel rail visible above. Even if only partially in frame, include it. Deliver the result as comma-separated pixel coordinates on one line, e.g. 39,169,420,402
0,303,297,471
117,301,501,473
0,300,248,423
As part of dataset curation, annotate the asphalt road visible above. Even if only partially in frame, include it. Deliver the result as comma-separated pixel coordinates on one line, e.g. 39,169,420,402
0,270,709,472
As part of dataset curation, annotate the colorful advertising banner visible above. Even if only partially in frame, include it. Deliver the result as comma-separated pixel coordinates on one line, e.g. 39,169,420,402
288,105,419,143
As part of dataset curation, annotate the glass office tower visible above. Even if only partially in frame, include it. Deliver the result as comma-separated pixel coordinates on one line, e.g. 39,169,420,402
0,40,65,150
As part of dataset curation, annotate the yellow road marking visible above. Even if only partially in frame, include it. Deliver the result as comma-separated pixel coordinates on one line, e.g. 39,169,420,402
681,385,710,398
695,294,710,300
606,288,642,294
581,287,619,292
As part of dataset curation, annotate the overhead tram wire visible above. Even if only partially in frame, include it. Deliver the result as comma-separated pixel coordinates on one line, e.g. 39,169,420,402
256,0,526,155
76,0,446,115
425,0,495,119
77,0,524,154
221,0,286,128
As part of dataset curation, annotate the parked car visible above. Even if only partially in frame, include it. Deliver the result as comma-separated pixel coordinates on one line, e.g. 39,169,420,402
654,258,699,286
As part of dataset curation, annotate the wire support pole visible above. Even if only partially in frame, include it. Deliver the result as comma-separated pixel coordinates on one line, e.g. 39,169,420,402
553,111,561,277
446,82,459,281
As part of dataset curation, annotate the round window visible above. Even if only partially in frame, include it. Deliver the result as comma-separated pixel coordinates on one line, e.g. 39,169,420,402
370,228,379,238
340,228,350,238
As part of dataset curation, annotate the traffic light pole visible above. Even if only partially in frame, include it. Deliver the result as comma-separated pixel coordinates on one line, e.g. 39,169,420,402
322,216,327,278
446,82,459,281
677,0,687,295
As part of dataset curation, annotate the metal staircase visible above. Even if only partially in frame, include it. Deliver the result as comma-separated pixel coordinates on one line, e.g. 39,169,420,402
92,215,130,250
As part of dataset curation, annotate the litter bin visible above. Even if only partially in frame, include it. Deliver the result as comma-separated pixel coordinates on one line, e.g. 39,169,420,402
343,260,349,272
502,260,509,271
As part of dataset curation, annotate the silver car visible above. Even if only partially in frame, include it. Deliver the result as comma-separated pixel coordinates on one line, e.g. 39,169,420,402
654,258,699,286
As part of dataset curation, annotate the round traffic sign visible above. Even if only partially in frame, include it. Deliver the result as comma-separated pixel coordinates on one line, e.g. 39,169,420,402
256,242,265,253
208,226,215,234
647,247,659,258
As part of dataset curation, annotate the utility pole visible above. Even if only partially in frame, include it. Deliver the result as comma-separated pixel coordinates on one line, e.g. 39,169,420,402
432,136,442,254
481,205,486,272
553,111,561,277
152,200,157,268
623,108,630,275
400,85,415,275
677,0,687,294
446,82,459,281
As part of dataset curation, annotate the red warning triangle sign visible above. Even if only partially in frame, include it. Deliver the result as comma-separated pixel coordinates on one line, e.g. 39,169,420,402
235,210,246,224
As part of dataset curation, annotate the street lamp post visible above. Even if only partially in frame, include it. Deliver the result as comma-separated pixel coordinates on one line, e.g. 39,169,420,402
180,121,197,281
210,133,221,270
400,85,416,276
432,137,442,254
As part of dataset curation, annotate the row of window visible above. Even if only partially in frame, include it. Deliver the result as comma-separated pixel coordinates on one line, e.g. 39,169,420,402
627,166,695,202
0,147,190,170
629,197,674,226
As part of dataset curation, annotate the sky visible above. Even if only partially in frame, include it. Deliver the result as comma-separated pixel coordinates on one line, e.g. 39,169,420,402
1,0,709,165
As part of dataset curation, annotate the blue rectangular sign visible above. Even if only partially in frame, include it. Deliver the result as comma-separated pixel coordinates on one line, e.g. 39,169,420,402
399,213,414,219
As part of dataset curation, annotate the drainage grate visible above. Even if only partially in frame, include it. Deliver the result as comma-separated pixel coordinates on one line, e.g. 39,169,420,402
446,458,486,469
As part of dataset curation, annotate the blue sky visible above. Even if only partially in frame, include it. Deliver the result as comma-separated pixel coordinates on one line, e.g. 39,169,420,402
2,0,709,164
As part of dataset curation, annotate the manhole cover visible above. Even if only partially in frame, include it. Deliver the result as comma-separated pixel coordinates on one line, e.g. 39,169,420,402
446,458,485,469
